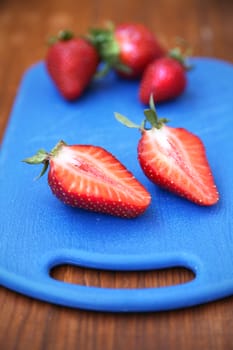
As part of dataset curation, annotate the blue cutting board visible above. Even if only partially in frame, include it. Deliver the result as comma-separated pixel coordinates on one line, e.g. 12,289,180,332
0,58,233,312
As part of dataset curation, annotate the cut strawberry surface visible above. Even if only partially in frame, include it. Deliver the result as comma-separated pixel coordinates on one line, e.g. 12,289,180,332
115,96,219,206
138,126,219,205
24,141,151,218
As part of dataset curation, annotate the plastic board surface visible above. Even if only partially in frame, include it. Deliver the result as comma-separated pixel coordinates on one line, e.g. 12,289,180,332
0,58,233,312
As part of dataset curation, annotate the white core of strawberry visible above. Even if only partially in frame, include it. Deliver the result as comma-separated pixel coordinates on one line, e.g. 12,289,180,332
147,127,196,177
149,126,171,151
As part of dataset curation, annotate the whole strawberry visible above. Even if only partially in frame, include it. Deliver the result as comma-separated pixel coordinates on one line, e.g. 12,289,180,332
23,141,151,218
115,97,219,206
46,30,99,101
88,22,165,79
139,55,187,104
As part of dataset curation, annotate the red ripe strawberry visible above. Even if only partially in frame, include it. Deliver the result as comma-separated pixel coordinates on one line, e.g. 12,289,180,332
23,141,151,218
139,56,187,104
115,97,219,206
88,22,165,79
46,30,99,101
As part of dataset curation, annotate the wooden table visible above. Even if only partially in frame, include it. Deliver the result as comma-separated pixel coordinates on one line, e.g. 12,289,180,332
0,1,232,349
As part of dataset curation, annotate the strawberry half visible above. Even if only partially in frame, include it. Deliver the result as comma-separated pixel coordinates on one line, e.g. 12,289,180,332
115,97,219,206
46,30,99,101
23,141,151,218
88,22,165,79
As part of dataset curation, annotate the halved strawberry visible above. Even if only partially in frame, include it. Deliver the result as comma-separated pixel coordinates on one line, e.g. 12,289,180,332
115,97,219,206
23,141,151,218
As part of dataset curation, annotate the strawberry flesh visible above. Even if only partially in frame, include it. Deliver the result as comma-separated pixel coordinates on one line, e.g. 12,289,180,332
48,144,151,218
138,126,219,205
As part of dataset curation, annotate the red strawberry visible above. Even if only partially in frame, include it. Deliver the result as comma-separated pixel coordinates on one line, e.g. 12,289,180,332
88,22,165,79
46,30,99,101
23,141,151,218
139,56,187,104
115,97,219,206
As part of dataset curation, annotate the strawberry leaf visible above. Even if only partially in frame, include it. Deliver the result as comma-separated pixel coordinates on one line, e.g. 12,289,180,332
143,109,157,128
168,45,194,71
23,149,50,179
114,112,140,129
22,149,48,164
87,23,131,77
36,161,49,179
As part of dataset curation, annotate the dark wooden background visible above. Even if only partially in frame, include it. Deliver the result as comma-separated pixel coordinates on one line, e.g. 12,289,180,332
0,0,232,349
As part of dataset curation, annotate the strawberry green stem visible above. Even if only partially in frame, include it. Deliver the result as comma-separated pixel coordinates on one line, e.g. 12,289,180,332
143,95,169,129
58,30,73,41
114,95,169,132
48,30,74,46
168,45,193,71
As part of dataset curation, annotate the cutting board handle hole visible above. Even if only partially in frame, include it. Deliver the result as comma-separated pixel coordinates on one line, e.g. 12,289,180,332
50,264,195,288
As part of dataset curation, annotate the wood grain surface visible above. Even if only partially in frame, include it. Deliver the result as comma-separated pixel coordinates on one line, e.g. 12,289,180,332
0,0,233,349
